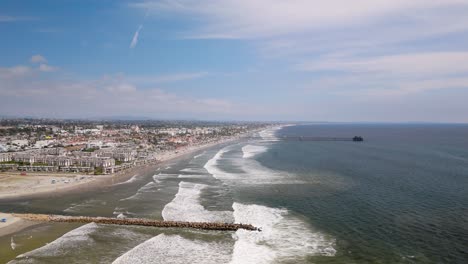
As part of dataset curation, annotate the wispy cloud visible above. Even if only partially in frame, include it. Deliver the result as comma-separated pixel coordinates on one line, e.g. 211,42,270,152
300,52,468,99
0,66,33,79
30,54,47,64
0,64,238,119
39,63,58,72
132,0,468,40
299,52,468,77
130,25,143,48
130,72,209,84
0,15,37,22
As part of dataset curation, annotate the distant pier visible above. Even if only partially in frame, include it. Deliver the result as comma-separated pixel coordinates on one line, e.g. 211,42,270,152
11,213,260,232
250,136,364,142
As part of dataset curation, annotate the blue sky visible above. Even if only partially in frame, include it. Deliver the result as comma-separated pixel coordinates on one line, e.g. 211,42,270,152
1,0,468,122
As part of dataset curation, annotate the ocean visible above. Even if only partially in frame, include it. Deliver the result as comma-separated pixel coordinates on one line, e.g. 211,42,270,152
1,124,467,263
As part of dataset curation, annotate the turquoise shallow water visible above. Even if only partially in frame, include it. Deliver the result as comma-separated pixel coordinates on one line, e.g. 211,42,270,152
1,124,467,263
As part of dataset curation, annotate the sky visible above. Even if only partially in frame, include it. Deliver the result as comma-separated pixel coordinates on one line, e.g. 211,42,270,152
1,0,468,122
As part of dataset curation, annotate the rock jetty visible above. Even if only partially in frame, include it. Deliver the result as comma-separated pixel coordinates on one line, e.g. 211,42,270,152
11,213,260,231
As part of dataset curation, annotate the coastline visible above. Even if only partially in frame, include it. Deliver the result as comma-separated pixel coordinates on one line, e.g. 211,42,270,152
0,135,245,201
0,131,262,239
0,213,36,238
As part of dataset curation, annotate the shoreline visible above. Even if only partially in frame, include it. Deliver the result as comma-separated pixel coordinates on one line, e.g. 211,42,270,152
0,130,266,238
0,135,245,201
0,213,36,238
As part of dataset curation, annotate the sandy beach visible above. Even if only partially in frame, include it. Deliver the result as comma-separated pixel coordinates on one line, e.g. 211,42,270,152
0,213,35,237
0,136,241,201
0,135,245,239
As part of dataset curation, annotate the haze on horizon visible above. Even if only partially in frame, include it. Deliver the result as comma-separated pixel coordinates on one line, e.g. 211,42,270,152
1,0,468,122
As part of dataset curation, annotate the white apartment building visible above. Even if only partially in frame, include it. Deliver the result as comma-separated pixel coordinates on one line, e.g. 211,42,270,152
0,153,12,162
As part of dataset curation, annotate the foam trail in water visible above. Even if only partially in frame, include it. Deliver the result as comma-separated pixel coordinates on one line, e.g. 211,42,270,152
153,173,178,181
112,234,232,264
10,237,17,250
13,223,99,260
113,174,139,185
177,174,208,179
180,167,206,173
230,203,336,264
120,182,158,201
242,145,268,159
162,181,233,223
258,127,282,142
193,151,205,159
64,199,106,213
205,146,303,185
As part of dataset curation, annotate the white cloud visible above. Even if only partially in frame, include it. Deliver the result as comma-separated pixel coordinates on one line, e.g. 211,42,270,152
39,63,58,72
30,54,47,63
105,83,137,93
130,25,143,48
0,71,239,118
133,0,468,39
0,66,33,79
300,52,468,77
130,72,209,84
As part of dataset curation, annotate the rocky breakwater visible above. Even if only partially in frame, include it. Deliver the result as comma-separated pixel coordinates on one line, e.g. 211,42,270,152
10,213,260,232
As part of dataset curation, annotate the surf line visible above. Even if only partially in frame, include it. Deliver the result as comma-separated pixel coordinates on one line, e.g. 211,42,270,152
10,213,261,232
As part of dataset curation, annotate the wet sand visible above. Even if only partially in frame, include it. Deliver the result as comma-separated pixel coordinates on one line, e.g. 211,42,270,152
0,213,36,237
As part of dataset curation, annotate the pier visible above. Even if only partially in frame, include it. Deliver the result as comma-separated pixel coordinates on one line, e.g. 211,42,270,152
10,213,260,232
250,136,364,141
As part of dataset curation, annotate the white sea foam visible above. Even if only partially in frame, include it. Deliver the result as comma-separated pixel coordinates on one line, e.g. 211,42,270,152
259,127,281,141
230,203,336,264
113,207,135,217
193,152,205,159
180,167,206,173
113,174,139,185
64,199,105,213
162,181,233,223
242,145,268,159
177,174,208,179
120,182,158,201
205,146,303,185
153,173,178,181
112,234,232,264
13,223,99,260
10,237,17,250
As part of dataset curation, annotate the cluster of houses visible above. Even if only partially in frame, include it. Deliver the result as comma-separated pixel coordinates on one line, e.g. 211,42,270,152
0,147,156,175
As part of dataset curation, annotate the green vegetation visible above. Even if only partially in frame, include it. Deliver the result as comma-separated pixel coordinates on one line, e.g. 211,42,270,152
32,162,49,166
0,161,31,166
94,167,103,175
83,147,99,152
115,160,123,166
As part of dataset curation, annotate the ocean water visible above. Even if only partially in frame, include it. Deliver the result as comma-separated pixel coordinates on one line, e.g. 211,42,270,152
1,124,468,263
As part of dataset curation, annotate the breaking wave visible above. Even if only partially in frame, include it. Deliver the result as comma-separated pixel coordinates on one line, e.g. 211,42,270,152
242,145,268,159
230,203,336,263
112,234,232,264
162,181,233,223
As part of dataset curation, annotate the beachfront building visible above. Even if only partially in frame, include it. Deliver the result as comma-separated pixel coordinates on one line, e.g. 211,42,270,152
40,147,67,156
41,156,73,167
17,165,58,172
13,153,36,164
0,153,13,162
77,157,115,168
113,148,137,162
60,166,94,173
95,148,138,162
